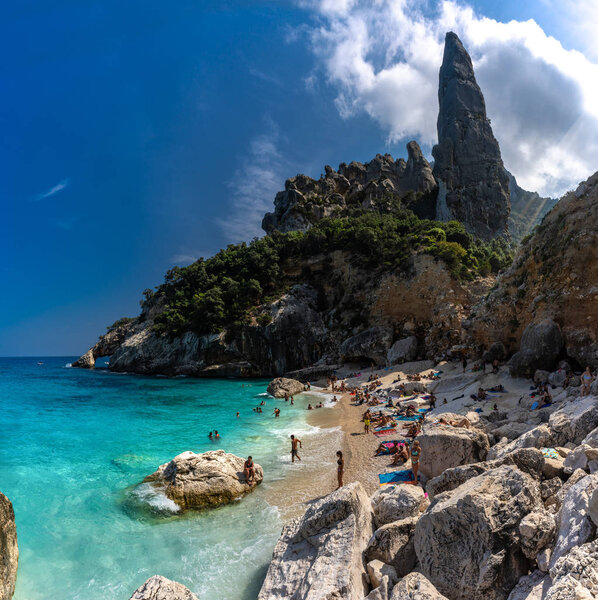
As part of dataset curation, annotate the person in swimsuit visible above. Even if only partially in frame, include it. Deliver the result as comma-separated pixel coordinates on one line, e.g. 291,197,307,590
582,367,594,396
363,416,370,434
410,440,421,482
214,430,220,439
290,434,302,463
244,456,255,485
336,450,344,489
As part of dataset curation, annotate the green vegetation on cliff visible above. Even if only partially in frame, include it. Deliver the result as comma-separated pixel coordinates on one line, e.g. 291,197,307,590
147,208,512,338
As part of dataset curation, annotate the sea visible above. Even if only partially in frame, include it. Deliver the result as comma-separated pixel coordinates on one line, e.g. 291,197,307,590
0,356,338,600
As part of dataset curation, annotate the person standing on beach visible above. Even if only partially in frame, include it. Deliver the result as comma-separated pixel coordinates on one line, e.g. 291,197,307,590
410,440,421,482
462,356,468,373
336,450,344,489
363,415,370,434
290,435,302,462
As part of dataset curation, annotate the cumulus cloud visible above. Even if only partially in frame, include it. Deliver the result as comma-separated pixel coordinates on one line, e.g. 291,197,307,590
300,0,598,196
33,178,70,201
218,122,286,243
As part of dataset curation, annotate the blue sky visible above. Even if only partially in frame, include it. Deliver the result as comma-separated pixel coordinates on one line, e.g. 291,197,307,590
2,0,597,356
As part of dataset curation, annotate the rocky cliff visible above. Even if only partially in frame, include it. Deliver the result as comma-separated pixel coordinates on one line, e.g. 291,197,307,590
471,170,598,369
262,141,437,235
0,492,18,600
433,32,511,241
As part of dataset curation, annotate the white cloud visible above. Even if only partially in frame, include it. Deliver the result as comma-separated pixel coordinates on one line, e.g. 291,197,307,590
300,0,598,196
170,251,213,266
34,178,70,201
218,122,286,243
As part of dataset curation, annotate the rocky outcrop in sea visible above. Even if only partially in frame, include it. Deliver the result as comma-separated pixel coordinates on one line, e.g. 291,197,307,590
0,492,18,600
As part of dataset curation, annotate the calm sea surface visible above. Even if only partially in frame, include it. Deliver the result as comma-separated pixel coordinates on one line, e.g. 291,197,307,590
0,357,325,600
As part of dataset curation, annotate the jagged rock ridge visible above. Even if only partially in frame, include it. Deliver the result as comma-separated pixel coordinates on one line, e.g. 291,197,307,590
433,32,511,241
262,141,437,235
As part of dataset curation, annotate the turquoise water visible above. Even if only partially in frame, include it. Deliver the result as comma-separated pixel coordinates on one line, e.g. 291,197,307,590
0,357,324,600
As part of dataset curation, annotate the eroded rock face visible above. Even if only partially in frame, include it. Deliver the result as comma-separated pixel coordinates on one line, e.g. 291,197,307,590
415,465,541,600
129,575,199,600
144,450,263,509
258,482,373,600
371,485,428,527
0,492,18,600
387,336,418,365
432,32,510,240
417,423,490,480
390,573,449,600
365,517,418,577
267,377,305,398
262,143,437,235
547,540,598,599
340,327,393,365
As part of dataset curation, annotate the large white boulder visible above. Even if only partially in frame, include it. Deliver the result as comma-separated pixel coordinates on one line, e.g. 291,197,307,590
267,377,305,398
417,424,490,479
371,484,428,527
550,473,598,568
506,571,550,600
258,482,374,600
144,450,263,509
129,575,199,600
0,492,18,600
415,465,542,600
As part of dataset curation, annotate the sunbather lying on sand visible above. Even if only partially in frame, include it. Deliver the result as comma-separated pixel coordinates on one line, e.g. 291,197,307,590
391,444,409,465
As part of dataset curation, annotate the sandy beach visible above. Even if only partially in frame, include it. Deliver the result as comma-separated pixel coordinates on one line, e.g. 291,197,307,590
265,357,539,518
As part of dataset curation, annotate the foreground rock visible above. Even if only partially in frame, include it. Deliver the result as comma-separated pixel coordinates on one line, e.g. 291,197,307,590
0,492,18,600
391,573,449,600
144,450,263,509
371,484,428,527
258,482,373,600
267,377,305,398
418,423,490,479
129,575,199,600
547,539,598,599
416,465,541,600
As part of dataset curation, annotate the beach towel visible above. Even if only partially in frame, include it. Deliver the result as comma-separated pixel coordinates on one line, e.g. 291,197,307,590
373,428,397,437
417,408,430,413
396,415,420,421
378,470,415,486
474,408,483,413
530,401,539,410
542,448,559,460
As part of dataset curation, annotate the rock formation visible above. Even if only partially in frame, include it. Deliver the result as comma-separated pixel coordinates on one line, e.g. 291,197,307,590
433,32,510,241
471,170,598,368
415,464,541,600
143,450,263,509
0,492,18,600
258,482,373,599
266,377,305,398
129,576,199,600
262,143,437,235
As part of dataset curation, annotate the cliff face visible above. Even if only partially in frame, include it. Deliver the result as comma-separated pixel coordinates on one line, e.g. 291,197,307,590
508,172,557,244
433,32,511,241
470,170,598,368
262,141,437,235
0,492,18,600
78,253,493,377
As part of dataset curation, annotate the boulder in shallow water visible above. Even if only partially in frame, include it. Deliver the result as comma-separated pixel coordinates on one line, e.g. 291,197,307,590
258,482,373,600
0,492,18,600
129,575,199,600
267,377,305,398
415,465,542,600
144,450,263,509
